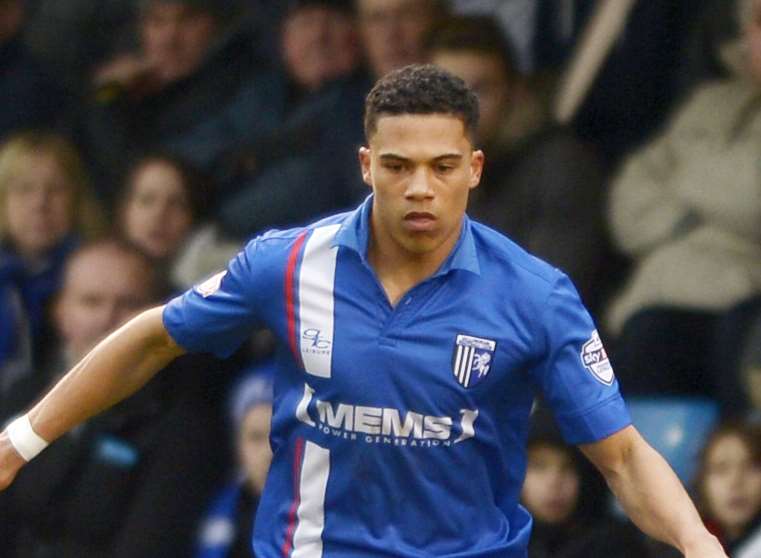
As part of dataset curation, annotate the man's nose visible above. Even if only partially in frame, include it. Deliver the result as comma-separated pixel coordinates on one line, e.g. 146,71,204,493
405,168,433,199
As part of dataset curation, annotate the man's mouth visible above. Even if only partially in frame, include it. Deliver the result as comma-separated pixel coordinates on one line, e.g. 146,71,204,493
403,211,437,232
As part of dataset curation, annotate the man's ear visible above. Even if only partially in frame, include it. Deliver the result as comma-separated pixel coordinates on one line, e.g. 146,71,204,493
358,146,373,188
469,149,485,190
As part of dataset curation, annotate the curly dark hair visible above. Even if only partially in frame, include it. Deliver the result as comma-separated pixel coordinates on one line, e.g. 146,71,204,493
364,64,480,141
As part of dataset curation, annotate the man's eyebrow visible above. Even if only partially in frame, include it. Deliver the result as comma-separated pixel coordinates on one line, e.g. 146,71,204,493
378,153,409,161
378,153,464,161
432,154,464,162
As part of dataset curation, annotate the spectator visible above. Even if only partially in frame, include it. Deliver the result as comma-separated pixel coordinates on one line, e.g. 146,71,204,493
0,131,104,387
281,0,360,92
78,0,262,202
0,0,69,140
522,413,652,558
4,238,228,558
429,16,608,309
116,153,209,288
607,0,761,398
356,0,447,79
449,0,537,74
195,368,274,558
168,0,369,280
694,420,761,556
167,0,363,175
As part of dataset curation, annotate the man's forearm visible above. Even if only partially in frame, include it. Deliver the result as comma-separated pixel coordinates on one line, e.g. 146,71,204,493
597,431,718,555
27,306,184,444
582,426,725,557
609,443,698,545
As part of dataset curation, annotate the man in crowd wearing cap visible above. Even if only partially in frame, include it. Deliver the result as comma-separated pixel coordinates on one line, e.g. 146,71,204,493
164,0,370,261
77,0,263,203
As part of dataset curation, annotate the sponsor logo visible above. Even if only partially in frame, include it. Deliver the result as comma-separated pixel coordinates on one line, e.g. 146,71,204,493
301,328,331,355
195,270,227,298
296,383,479,448
452,334,497,388
580,330,614,385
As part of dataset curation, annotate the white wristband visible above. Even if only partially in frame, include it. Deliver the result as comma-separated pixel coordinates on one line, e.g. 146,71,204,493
6,415,49,461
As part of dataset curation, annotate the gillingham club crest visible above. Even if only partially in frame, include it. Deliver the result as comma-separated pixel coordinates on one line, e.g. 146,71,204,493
452,334,497,388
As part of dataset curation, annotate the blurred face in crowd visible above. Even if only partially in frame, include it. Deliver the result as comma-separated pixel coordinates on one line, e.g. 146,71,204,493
140,2,218,84
432,50,512,147
238,404,273,494
54,245,156,360
121,159,194,260
359,114,483,263
282,4,360,91
521,443,580,524
702,433,761,538
4,151,75,260
357,0,439,78
744,0,761,82
0,0,23,44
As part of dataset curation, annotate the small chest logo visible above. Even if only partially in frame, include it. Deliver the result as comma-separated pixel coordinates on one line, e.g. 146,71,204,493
452,334,497,388
581,330,614,385
302,328,332,351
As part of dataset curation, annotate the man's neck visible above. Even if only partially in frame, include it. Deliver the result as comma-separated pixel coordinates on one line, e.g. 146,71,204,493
367,223,461,307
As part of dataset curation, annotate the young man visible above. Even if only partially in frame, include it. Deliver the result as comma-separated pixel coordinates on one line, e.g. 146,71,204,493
1,65,726,557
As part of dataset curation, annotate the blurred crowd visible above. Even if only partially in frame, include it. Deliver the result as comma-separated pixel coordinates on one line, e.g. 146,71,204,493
0,0,760,556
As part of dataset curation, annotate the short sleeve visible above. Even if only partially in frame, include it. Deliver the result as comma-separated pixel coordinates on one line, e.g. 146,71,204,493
530,275,631,445
163,240,264,358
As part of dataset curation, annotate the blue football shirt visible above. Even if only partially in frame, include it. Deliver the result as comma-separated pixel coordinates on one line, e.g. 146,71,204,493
164,196,630,557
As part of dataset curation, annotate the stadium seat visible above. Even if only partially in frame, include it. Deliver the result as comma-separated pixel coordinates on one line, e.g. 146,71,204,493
626,396,720,483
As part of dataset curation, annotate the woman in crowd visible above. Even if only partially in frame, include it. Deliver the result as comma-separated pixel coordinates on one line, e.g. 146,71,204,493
115,153,209,290
521,414,651,558
0,130,103,398
694,420,761,557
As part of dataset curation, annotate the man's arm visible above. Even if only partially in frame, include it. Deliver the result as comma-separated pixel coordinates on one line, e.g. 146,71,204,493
0,305,185,490
580,425,726,558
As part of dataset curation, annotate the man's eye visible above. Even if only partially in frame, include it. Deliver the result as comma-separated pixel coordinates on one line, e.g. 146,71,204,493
384,163,403,172
436,165,455,173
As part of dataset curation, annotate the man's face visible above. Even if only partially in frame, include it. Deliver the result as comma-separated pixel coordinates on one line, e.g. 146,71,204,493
282,5,359,91
54,248,156,360
359,113,483,260
140,3,218,84
432,50,512,147
357,0,438,78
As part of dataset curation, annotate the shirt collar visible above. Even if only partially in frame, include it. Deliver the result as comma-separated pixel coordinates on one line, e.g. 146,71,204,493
333,195,481,276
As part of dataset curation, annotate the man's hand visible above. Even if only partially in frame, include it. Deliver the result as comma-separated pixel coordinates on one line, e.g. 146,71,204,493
0,430,26,492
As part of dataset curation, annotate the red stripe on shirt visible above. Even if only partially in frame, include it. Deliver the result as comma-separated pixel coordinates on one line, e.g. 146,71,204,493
281,437,306,557
285,232,308,365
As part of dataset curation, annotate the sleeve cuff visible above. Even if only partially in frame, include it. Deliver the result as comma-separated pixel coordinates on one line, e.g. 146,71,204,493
555,394,632,445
